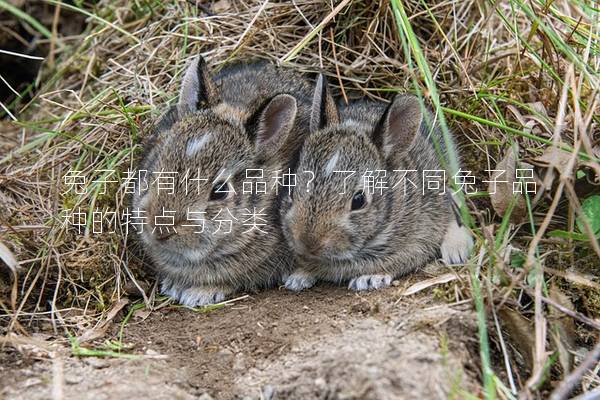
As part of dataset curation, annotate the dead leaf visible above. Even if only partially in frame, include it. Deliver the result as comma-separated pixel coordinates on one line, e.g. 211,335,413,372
401,273,459,296
527,102,548,116
507,105,537,134
507,104,552,137
545,266,600,291
532,147,573,174
499,308,535,373
0,241,19,310
489,147,527,223
77,298,130,343
0,241,19,275
548,284,576,376
531,146,575,196
212,0,231,13
133,308,151,321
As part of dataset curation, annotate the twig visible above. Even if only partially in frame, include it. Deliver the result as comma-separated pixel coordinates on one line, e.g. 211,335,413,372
518,283,600,331
49,1,61,68
329,28,348,105
550,341,600,400
0,49,44,60
280,0,353,63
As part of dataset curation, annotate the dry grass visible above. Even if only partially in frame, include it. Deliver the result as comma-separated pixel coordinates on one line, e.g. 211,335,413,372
1,0,599,398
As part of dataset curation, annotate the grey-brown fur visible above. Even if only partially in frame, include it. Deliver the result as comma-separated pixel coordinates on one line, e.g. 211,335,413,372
281,75,472,291
132,56,313,305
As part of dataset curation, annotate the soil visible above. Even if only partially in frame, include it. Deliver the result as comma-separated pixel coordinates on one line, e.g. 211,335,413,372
0,282,482,400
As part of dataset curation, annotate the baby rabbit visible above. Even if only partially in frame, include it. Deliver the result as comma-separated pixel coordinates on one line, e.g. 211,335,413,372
281,75,473,291
132,56,313,306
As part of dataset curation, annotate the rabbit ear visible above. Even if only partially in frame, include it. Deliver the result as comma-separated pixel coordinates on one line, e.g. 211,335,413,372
179,56,218,108
373,95,423,159
255,94,297,154
310,74,339,133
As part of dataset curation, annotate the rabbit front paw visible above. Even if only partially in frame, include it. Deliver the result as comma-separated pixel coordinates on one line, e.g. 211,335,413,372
284,270,316,292
441,220,473,265
161,280,183,300
178,287,228,307
161,280,229,307
348,274,392,291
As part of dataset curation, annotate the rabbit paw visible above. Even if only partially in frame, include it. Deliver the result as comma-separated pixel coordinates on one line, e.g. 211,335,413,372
441,220,473,265
348,274,392,291
161,281,228,307
178,287,228,307
161,280,183,300
285,270,316,292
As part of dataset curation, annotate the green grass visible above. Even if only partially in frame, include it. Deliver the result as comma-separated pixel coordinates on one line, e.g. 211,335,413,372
390,1,495,397
69,334,140,359
44,0,140,43
0,0,52,38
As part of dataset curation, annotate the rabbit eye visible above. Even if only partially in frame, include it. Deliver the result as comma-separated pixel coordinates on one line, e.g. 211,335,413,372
209,181,231,201
350,190,367,211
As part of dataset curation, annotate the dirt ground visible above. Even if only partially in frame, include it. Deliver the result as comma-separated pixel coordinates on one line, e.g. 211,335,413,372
0,281,481,400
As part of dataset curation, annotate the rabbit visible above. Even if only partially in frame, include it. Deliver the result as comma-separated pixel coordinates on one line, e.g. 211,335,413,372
131,56,314,306
280,75,473,291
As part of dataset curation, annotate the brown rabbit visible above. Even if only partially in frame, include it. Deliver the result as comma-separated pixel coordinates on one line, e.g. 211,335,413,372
281,75,473,291
131,56,313,305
